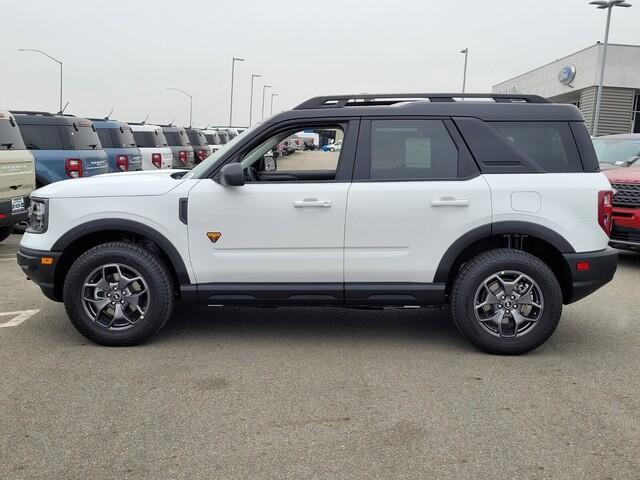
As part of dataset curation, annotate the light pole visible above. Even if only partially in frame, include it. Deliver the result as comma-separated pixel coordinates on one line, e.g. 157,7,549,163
166,87,193,127
229,57,245,127
249,73,262,126
590,0,632,136
270,93,279,115
261,84,272,120
460,48,469,93
18,49,63,112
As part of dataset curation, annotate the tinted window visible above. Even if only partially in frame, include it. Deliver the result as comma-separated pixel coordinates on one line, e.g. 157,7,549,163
18,124,63,150
370,120,458,180
96,128,114,148
218,132,229,144
205,133,220,144
60,125,101,150
0,119,26,150
490,122,581,173
133,130,168,148
164,129,190,146
187,130,207,146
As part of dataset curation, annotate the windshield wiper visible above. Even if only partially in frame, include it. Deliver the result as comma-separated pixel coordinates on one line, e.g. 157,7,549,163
1,142,14,149
88,144,98,149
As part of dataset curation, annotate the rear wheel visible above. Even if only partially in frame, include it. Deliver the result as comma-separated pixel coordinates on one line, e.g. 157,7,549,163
63,241,175,346
451,249,562,355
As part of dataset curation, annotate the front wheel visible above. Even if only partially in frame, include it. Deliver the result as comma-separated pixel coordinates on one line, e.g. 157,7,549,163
63,241,175,346
451,249,562,355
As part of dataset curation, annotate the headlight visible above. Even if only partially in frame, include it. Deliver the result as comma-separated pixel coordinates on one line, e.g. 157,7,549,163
27,198,48,233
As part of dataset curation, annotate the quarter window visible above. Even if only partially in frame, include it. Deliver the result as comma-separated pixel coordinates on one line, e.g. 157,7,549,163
369,120,458,180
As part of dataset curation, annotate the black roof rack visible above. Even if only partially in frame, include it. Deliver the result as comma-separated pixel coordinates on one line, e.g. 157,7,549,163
10,110,55,116
294,93,550,110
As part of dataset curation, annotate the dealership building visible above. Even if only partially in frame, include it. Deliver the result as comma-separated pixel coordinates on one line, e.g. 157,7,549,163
493,43,640,136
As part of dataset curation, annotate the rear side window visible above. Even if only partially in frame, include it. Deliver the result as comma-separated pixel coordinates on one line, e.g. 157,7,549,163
18,124,63,150
0,119,26,150
489,122,581,173
369,120,458,180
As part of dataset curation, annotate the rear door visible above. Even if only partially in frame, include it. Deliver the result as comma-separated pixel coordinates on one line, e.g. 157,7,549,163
344,117,491,304
60,123,108,177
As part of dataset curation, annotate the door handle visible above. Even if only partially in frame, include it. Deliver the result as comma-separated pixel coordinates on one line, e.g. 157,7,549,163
430,197,469,207
292,199,332,208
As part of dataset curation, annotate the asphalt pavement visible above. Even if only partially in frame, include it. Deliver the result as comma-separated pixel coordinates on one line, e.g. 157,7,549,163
1,233,638,479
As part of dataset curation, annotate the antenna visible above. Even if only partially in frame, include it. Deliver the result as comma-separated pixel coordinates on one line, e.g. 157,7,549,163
168,118,175,126
57,101,69,115
141,114,149,125
104,109,114,120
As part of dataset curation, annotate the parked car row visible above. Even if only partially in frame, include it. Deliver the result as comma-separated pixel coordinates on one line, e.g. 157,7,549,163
0,109,246,241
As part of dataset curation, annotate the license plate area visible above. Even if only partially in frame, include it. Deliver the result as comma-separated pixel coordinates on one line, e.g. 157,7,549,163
11,197,26,213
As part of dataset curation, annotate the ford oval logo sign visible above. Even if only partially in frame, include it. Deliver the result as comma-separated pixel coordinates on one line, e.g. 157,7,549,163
558,65,576,85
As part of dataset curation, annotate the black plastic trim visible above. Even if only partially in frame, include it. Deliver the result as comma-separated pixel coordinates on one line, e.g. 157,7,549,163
345,283,445,306
51,219,191,284
16,247,61,301
563,248,617,304
178,198,188,225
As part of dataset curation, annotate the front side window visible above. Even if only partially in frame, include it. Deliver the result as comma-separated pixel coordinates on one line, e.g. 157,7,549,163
238,126,344,182
370,120,458,180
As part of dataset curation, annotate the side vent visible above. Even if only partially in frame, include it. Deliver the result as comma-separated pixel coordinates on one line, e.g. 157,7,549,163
179,198,188,225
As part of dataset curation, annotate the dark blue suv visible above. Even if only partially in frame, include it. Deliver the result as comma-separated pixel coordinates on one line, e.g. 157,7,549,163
91,119,142,173
13,112,108,186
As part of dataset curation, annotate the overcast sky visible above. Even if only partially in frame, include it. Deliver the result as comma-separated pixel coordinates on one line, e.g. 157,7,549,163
1,0,638,127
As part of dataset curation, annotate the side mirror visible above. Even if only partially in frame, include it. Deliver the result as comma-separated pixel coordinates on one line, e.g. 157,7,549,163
219,163,245,187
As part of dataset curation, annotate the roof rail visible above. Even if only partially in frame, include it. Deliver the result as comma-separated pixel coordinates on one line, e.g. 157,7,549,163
294,93,551,109
10,110,55,116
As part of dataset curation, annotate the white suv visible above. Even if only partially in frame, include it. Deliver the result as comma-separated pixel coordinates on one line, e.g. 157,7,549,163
129,124,173,170
17,94,617,354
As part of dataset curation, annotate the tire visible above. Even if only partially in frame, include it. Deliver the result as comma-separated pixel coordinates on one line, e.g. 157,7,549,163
63,241,175,346
0,226,12,243
451,248,562,355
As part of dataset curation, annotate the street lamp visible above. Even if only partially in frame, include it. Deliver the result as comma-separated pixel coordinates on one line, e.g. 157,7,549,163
18,49,63,112
229,57,245,126
270,93,279,115
166,87,193,127
261,84,272,120
590,0,632,136
460,48,469,93
249,73,262,127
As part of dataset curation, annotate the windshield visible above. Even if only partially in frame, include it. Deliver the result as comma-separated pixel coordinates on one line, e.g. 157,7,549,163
0,118,26,150
184,125,259,179
187,130,207,146
61,125,102,150
133,130,168,148
96,125,136,148
164,129,190,146
593,138,640,165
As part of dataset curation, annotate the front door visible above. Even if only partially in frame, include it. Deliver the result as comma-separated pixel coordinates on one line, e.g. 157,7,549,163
187,120,359,303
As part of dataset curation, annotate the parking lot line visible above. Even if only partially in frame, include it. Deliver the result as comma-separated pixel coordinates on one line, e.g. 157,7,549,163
0,309,41,328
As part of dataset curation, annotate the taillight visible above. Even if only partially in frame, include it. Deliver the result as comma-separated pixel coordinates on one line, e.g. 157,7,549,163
65,158,83,178
152,153,162,169
598,190,614,236
178,150,188,164
196,149,207,162
116,154,129,172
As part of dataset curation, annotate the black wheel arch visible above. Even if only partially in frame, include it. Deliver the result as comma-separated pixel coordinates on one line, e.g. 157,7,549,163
436,221,575,303
51,219,191,301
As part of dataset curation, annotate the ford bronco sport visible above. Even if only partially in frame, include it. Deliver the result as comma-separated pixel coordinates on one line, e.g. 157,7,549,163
0,110,35,242
17,94,618,354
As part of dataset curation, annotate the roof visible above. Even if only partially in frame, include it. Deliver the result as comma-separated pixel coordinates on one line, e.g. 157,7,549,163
89,118,128,129
268,93,584,122
12,111,91,126
129,123,163,132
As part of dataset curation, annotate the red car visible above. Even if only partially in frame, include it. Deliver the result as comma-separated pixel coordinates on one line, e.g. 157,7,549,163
595,135,640,251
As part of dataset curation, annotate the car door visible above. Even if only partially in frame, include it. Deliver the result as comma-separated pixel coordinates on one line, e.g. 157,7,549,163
187,119,359,304
344,117,492,305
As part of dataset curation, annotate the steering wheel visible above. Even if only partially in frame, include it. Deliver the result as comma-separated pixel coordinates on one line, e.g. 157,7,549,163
245,166,260,182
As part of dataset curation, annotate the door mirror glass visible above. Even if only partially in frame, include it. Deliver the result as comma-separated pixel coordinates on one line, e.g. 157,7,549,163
219,163,245,186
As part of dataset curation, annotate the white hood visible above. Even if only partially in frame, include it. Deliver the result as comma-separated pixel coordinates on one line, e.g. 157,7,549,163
33,169,188,199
